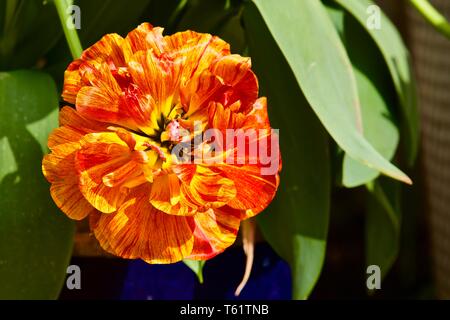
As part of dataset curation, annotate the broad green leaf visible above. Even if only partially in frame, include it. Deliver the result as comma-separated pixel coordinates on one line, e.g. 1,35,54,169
249,0,411,185
328,2,402,276
183,259,205,283
244,3,331,299
334,0,419,166
325,3,400,187
0,70,75,299
366,178,401,282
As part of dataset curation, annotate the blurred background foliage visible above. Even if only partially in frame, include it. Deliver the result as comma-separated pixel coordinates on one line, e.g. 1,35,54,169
0,0,449,299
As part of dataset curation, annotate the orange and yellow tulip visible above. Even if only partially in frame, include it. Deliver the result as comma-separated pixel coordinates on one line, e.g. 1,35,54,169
42,23,281,263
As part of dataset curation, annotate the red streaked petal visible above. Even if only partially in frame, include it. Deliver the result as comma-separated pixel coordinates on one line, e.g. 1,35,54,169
81,33,126,67
124,23,165,57
76,61,156,132
42,142,93,220
75,133,131,213
181,71,223,117
59,106,110,131
62,34,126,104
186,207,240,260
47,126,84,150
102,161,141,188
208,101,246,131
149,173,197,216
127,50,181,126
242,97,271,129
175,164,237,210
165,31,230,82
219,164,279,218
47,108,111,150
90,185,195,263
210,54,258,112
50,182,95,220
62,60,84,104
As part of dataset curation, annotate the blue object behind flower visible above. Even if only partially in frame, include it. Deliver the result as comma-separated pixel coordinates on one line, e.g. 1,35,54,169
121,243,291,300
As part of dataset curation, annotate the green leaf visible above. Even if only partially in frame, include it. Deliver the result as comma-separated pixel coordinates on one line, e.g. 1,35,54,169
0,70,75,299
248,0,411,185
325,3,400,187
183,259,205,283
244,3,331,299
366,178,401,282
328,2,402,276
334,0,419,166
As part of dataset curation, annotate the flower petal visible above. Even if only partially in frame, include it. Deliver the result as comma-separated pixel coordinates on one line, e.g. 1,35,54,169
124,23,165,57
127,50,181,134
219,164,279,218
210,54,258,113
181,71,223,117
47,107,109,149
75,133,132,213
187,207,241,260
175,164,237,210
90,185,195,263
62,60,84,104
149,173,198,216
81,33,126,67
242,97,271,129
42,141,94,220
62,33,126,103
208,101,246,131
165,31,229,80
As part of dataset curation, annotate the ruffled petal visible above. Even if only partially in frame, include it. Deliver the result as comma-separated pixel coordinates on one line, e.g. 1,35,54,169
42,140,93,220
242,97,271,129
149,173,197,216
90,185,195,263
75,132,132,213
59,106,110,131
127,50,182,134
175,164,237,210
187,207,241,260
181,71,223,117
124,23,166,57
81,33,126,67
47,107,110,149
165,31,230,83
62,33,126,103
210,55,258,113
218,164,279,218
62,60,84,104
208,101,246,131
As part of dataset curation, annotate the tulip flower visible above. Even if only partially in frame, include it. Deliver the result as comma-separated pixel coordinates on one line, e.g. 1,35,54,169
42,23,281,263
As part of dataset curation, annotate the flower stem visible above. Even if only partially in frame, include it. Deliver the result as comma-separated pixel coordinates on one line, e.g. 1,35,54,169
409,0,450,39
53,0,83,59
